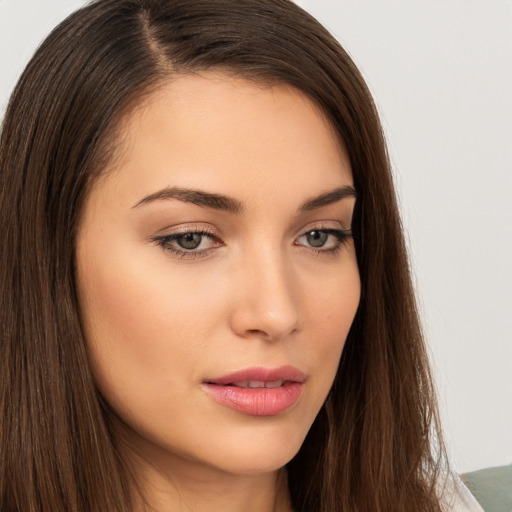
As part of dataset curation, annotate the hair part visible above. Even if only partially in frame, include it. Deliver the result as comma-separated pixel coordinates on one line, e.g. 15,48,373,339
0,1,447,511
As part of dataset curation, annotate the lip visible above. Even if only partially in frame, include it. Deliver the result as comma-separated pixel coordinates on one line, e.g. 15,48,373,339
202,366,306,416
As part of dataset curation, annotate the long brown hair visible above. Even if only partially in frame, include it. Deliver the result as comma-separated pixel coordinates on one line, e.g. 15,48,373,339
0,1,447,510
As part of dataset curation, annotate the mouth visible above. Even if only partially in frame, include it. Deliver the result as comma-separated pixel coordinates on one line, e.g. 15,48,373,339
219,379,287,389
202,366,306,416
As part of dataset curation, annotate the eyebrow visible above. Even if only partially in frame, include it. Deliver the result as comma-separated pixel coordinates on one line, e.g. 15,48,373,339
133,185,357,213
133,187,243,213
298,185,357,212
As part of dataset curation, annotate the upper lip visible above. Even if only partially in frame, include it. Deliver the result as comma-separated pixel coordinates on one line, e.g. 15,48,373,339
205,365,306,385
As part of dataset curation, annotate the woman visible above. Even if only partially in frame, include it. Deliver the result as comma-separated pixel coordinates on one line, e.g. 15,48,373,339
0,1,483,511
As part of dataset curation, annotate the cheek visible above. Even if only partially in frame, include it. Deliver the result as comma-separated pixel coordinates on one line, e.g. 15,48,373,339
310,254,360,336
76,238,222,412
308,259,360,380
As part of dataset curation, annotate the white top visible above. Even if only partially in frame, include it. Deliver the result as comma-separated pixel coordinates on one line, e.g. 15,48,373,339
442,476,484,512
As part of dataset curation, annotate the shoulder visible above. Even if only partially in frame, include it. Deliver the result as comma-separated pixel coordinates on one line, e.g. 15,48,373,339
440,475,485,512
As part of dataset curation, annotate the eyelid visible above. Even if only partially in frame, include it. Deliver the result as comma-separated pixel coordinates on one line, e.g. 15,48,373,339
297,219,350,234
152,222,220,237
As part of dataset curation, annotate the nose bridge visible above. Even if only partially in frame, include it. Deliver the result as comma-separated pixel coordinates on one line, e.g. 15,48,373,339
230,241,300,341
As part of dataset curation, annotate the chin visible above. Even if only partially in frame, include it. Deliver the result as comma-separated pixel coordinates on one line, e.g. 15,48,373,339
196,420,310,476
113,402,312,479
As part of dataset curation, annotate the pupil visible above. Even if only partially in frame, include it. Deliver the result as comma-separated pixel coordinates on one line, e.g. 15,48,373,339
307,230,328,247
178,233,202,250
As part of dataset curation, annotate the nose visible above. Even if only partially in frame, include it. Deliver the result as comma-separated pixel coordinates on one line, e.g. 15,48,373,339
229,248,300,342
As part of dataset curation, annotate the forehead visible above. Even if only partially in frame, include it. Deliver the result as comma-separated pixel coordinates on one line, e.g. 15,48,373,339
97,72,352,209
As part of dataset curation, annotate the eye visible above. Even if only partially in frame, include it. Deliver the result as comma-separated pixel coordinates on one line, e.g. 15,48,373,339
174,232,204,250
304,230,329,248
295,228,352,253
152,229,222,259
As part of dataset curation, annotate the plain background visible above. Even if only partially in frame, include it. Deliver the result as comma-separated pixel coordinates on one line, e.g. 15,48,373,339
1,0,511,474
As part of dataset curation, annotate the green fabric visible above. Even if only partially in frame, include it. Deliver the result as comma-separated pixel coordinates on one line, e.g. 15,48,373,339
462,464,512,512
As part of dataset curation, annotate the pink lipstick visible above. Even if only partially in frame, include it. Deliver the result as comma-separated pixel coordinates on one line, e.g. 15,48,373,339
202,366,305,416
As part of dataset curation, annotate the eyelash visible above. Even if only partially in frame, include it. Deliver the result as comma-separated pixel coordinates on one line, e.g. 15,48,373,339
151,228,220,260
152,227,353,260
295,228,353,257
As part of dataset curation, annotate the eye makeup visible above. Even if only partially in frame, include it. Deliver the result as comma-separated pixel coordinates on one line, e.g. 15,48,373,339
150,225,223,260
294,227,352,257
150,224,352,260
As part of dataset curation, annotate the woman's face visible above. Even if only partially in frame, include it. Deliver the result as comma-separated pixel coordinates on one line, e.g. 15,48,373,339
76,73,360,477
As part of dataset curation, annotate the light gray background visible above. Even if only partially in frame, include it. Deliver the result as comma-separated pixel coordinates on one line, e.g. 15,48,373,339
1,0,511,473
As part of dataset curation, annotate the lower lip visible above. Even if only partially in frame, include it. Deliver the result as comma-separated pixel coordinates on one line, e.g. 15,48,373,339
202,382,303,416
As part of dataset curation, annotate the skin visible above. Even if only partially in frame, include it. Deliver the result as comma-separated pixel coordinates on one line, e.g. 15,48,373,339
76,73,360,512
